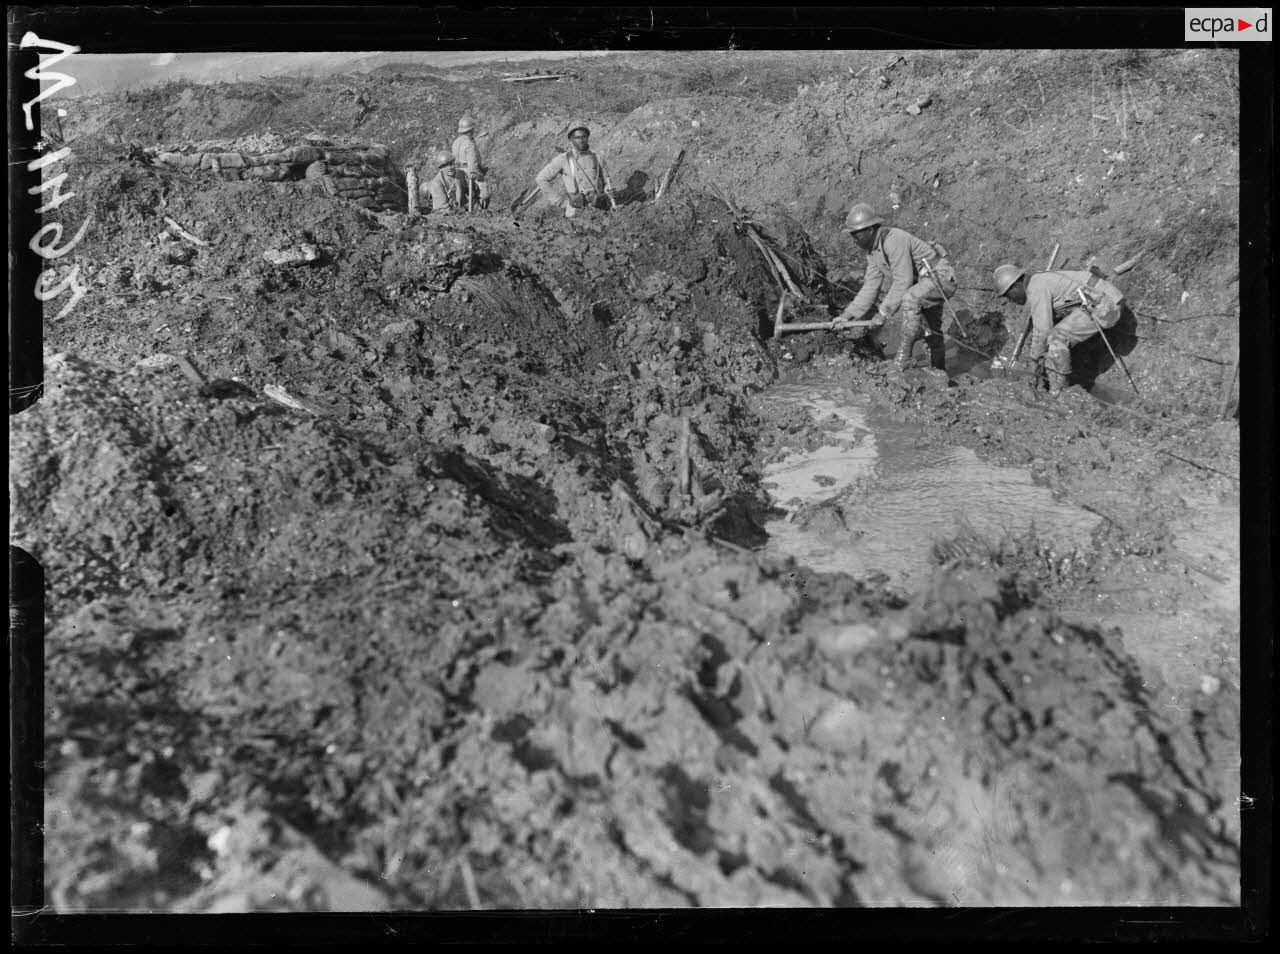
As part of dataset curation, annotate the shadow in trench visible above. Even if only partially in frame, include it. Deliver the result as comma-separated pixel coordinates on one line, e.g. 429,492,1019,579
1070,303,1139,392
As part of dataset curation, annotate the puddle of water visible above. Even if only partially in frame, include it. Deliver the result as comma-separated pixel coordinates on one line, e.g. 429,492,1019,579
760,383,1102,589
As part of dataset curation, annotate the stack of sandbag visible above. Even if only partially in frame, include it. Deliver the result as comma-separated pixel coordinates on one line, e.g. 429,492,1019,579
308,144,405,212
149,140,406,213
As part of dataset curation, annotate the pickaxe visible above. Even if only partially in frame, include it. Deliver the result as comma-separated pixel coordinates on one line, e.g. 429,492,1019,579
920,258,969,338
1078,289,1140,397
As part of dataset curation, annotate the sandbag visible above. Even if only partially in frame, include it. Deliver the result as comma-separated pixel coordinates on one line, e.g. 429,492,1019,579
287,145,324,164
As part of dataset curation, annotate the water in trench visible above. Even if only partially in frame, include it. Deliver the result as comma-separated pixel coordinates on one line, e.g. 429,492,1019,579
759,381,1102,589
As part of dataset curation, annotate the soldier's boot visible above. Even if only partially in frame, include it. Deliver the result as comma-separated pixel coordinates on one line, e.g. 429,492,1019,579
1046,341,1071,396
894,312,922,370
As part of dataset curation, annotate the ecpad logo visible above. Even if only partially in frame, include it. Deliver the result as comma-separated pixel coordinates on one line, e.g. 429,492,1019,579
1185,7,1272,40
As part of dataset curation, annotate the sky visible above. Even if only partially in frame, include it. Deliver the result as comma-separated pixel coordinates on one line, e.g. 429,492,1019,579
58,51,615,98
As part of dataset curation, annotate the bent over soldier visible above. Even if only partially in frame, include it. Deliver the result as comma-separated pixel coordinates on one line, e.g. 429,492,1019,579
994,263,1125,395
832,203,958,371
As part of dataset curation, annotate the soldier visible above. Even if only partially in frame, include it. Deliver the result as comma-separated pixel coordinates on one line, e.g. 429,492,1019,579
452,115,489,211
994,262,1126,395
420,150,462,214
832,203,958,372
534,121,616,218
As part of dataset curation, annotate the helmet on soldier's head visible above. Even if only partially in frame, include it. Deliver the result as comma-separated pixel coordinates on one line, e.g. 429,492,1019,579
993,264,1026,297
457,115,476,133
567,121,590,138
434,150,456,168
843,203,883,233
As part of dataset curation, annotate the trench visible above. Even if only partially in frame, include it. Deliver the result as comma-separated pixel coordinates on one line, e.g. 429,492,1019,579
757,374,1102,589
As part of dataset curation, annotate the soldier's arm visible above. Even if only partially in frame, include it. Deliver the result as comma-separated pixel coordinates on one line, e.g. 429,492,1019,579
877,232,916,317
535,155,566,200
459,140,481,174
1026,282,1056,358
842,257,884,320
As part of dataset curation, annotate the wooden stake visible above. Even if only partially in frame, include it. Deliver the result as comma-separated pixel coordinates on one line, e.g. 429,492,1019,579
406,168,419,216
678,416,693,500
773,292,787,339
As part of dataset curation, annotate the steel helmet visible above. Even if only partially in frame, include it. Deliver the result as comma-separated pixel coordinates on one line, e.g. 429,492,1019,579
566,121,590,138
843,203,883,233
993,263,1025,297
457,115,476,133
434,149,455,168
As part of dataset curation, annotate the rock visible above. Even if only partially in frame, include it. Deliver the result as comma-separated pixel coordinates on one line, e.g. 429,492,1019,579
915,94,933,108
906,104,922,116
814,622,881,655
263,244,321,267
811,699,867,753
1200,675,1221,696
135,353,177,370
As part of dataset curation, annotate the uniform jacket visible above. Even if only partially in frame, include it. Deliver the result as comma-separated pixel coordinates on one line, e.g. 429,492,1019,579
451,135,486,179
423,169,461,212
1025,269,1125,355
535,148,612,201
849,226,948,318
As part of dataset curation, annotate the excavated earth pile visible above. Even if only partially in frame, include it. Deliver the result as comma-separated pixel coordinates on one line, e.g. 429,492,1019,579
15,49,1241,911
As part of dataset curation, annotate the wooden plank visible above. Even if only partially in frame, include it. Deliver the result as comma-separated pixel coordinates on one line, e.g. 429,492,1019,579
500,74,565,83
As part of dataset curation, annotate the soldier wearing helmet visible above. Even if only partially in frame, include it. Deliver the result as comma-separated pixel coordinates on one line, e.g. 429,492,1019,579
832,203,958,372
420,149,462,214
534,121,616,218
452,115,490,211
994,262,1126,395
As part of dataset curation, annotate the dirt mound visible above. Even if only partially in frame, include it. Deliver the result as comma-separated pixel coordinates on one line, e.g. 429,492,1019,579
21,50,1240,910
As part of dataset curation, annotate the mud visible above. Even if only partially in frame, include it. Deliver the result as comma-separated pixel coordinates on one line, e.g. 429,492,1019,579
15,49,1241,910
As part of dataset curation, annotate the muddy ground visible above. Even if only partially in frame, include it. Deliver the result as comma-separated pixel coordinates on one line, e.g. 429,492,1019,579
13,49,1241,909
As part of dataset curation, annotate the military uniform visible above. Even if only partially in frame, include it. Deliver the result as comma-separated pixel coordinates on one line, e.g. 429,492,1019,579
451,134,489,210
1023,269,1125,393
846,227,957,370
421,168,462,214
535,148,613,211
